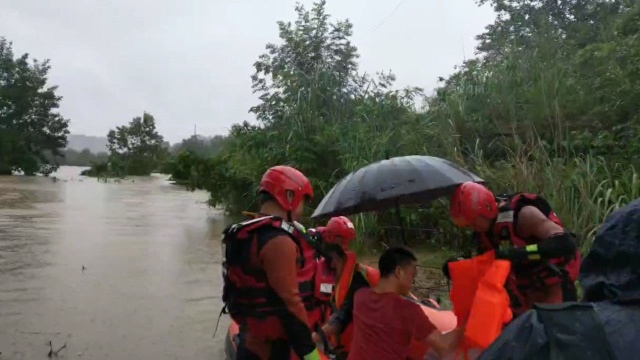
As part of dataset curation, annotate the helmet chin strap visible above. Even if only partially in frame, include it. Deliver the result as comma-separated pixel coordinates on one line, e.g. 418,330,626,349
285,195,296,223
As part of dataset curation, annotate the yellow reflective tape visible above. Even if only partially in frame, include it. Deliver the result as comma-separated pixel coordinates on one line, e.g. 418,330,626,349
303,348,321,360
526,244,540,260
293,221,307,233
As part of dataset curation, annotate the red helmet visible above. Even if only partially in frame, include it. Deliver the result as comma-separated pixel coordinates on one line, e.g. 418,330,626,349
450,182,498,227
259,165,313,212
317,216,356,251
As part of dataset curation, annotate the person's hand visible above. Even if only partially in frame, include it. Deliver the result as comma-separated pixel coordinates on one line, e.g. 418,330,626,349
438,327,465,355
321,323,337,336
312,323,337,343
450,327,465,343
427,326,466,356
495,248,510,260
495,247,528,262
441,257,464,280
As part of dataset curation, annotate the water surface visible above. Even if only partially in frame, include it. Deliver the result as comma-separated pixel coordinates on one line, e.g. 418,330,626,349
0,166,228,359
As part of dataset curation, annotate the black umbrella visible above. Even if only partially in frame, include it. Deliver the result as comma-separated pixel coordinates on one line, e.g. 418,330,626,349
311,155,484,219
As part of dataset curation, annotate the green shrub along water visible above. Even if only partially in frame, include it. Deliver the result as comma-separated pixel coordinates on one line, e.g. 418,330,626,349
169,0,640,256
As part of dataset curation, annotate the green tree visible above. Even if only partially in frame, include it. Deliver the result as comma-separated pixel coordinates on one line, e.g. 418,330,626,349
169,134,227,156
475,0,627,58
427,0,640,161
203,1,422,212
106,112,166,176
161,134,228,180
0,37,70,176
173,0,429,246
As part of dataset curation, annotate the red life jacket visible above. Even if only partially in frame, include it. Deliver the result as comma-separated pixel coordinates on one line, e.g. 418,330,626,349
221,215,330,336
305,249,334,330
478,193,581,313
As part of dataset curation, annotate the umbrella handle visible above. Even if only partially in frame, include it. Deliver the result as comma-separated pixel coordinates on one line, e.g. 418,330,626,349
395,199,406,245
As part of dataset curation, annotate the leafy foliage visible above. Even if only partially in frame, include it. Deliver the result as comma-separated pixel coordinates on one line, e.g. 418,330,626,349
174,0,640,252
159,135,228,182
0,37,70,176
83,112,166,177
169,135,227,157
104,112,166,176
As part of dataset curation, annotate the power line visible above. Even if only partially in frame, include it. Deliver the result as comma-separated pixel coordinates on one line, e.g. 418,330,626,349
370,0,410,34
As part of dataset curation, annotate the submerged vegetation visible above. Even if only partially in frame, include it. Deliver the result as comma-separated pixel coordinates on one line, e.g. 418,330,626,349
80,113,167,178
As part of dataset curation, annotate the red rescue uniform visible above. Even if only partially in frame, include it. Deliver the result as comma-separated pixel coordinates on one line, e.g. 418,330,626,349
222,216,325,359
476,193,581,315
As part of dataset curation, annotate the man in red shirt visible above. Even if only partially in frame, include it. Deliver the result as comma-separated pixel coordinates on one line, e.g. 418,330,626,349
348,247,463,360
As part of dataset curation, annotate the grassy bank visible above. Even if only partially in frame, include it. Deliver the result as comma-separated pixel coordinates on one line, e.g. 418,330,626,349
168,1,640,259
358,247,452,305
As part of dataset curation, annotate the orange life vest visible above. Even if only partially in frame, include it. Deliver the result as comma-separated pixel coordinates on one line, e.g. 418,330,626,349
448,251,513,358
329,251,378,353
478,193,581,314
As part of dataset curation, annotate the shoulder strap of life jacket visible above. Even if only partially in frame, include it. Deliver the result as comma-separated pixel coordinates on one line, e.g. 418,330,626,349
497,193,558,224
494,192,562,241
357,264,380,287
334,251,358,309
534,302,617,360
223,215,305,267
224,215,296,240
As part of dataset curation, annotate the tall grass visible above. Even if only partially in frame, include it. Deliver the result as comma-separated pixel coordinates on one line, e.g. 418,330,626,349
461,144,639,253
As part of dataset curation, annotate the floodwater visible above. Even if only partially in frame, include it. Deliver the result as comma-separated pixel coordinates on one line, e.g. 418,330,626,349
0,166,229,360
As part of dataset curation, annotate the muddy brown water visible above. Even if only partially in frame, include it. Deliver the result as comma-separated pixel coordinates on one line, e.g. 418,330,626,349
0,166,229,360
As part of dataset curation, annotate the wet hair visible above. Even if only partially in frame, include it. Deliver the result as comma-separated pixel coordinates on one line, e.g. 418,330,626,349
379,246,418,278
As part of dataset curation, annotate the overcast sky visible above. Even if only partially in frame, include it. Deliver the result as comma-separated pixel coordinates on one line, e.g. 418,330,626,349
0,0,495,144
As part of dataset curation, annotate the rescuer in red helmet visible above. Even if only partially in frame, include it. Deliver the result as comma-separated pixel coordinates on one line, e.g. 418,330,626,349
446,181,581,316
310,216,379,359
221,165,323,360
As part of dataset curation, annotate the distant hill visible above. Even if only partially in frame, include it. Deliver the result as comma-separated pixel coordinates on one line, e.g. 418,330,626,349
67,134,108,153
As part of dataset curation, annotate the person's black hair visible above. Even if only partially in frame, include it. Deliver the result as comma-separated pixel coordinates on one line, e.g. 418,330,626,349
379,246,418,278
259,191,274,205
322,243,346,260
